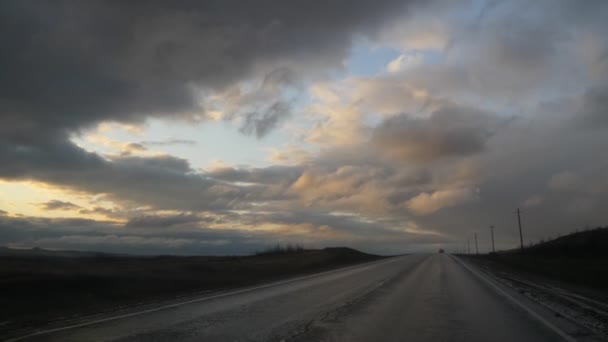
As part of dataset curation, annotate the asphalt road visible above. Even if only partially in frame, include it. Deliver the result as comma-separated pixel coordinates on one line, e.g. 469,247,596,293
11,254,568,341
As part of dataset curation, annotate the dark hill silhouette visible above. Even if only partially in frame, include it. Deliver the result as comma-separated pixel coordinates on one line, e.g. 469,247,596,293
519,227,608,257
499,226,608,257
469,227,608,293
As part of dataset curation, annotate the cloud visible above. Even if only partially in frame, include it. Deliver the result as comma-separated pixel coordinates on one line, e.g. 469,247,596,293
0,214,256,255
79,135,148,156
208,165,302,186
377,1,450,51
0,210,451,255
38,200,82,211
141,139,197,146
79,207,123,218
240,101,291,139
386,52,424,73
305,82,373,147
214,67,300,138
268,144,313,165
2,0,608,255
548,171,581,192
0,140,252,212
581,85,608,125
372,104,504,162
405,188,477,215
124,143,147,153
289,166,393,215
0,0,421,189
522,195,543,208
372,0,608,111
0,0,415,142
125,213,210,229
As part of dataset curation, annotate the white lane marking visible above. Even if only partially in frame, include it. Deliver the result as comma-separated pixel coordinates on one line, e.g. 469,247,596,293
6,256,406,342
452,255,577,342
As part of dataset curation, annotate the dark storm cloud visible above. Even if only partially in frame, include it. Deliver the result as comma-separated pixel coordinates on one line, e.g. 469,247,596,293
0,139,106,180
234,67,299,138
372,104,506,162
39,200,82,211
126,213,212,228
0,0,413,139
581,85,608,125
0,140,250,211
0,0,417,200
61,155,247,211
240,101,291,139
0,215,266,255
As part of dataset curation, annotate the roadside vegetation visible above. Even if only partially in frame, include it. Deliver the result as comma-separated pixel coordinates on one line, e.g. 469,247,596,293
255,243,305,256
0,246,383,337
463,227,608,293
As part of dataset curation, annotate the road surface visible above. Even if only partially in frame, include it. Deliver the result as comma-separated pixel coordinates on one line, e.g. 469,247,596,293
10,254,571,341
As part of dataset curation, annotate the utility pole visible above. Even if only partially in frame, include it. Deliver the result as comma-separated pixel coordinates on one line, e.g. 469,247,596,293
517,208,524,252
474,232,479,255
490,225,495,253
467,239,471,254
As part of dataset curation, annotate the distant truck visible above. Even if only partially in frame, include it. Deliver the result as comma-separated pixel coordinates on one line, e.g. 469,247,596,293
438,249,445,253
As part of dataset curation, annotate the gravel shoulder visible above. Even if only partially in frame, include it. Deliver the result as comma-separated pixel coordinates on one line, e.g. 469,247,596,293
462,255,608,341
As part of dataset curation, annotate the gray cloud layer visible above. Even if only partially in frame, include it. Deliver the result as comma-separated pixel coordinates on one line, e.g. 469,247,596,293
0,0,413,140
0,0,417,214
1,0,608,255
372,104,505,162
38,200,82,211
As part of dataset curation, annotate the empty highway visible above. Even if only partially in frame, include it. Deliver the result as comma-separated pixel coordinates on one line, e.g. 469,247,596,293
9,254,574,341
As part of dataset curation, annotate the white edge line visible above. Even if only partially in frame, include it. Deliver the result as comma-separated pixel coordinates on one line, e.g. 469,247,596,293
5,256,403,342
451,255,577,342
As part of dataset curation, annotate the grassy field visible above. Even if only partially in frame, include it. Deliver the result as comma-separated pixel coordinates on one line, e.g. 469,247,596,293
0,247,384,335
462,227,608,293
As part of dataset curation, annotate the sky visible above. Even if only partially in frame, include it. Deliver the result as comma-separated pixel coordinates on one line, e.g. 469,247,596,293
1,0,608,255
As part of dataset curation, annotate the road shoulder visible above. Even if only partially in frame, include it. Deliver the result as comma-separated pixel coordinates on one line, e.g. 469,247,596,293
454,255,606,341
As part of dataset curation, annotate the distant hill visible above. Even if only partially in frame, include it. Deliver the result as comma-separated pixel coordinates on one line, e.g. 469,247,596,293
504,226,608,257
0,245,378,259
0,246,121,258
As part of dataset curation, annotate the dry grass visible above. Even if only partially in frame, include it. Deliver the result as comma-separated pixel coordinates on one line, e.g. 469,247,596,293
0,247,382,335
463,227,608,293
